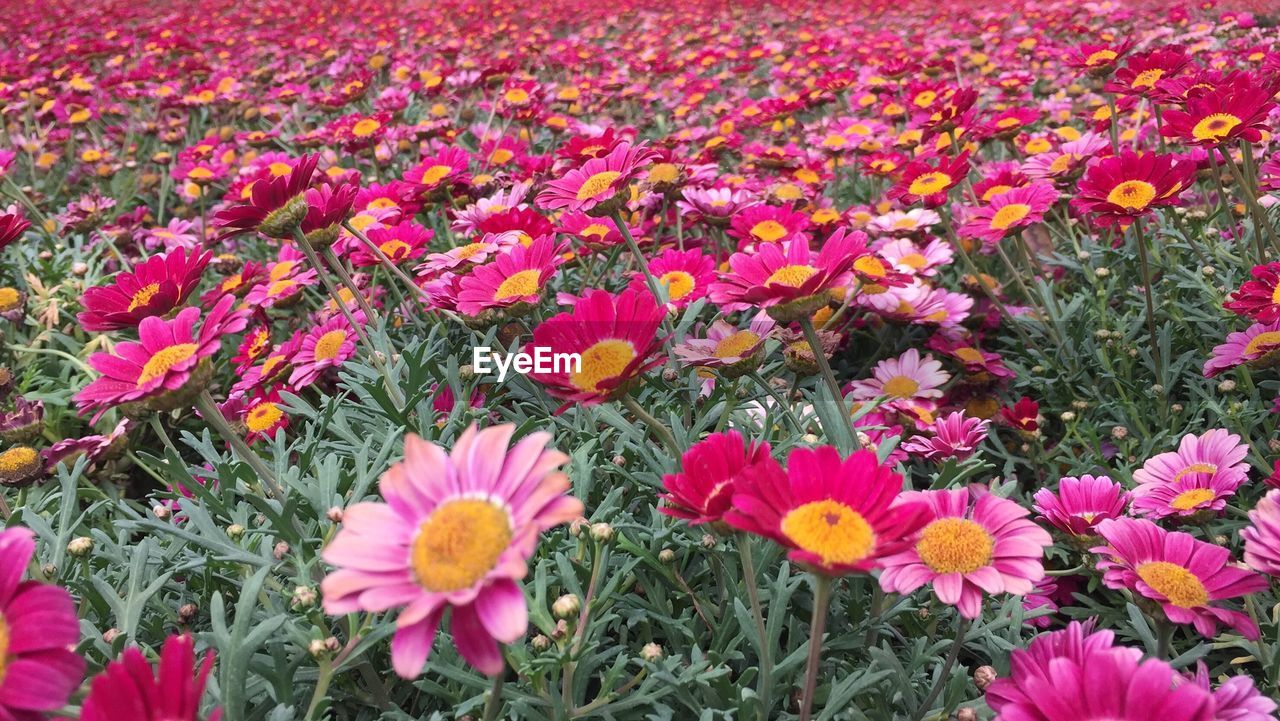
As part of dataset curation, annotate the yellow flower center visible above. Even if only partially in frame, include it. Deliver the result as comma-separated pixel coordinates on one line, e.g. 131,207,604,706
780,499,876,567
765,264,818,288
916,518,994,574
1048,155,1074,175
713,330,760,359
0,288,19,309
187,167,214,180
1244,331,1280,356
1136,561,1208,608
266,279,298,298
954,347,985,364
576,170,623,201
0,613,8,684
268,162,293,177
1105,180,1157,211
982,184,1014,201
898,253,928,270
853,255,887,278
452,242,486,260
490,149,515,165
581,223,610,240
417,164,453,186
881,375,920,399
245,402,284,433
352,118,381,137
137,344,198,386
570,338,636,393
907,171,952,197
1131,69,1164,89
1191,113,1241,143
494,269,542,300
503,88,530,104
269,260,298,281
1173,463,1218,483
649,163,680,184
128,282,162,312
313,330,348,361
1024,138,1052,154
1085,49,1118,66
990,203,1032,231
1170,488,1216,511
659,271,696,301
0,447,38,475
410,499,512,592
750,220,788,242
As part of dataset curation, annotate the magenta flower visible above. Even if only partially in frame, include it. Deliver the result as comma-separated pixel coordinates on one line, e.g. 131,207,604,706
899,411,989,461
1032,474,1130,537
1130,429,1250,520
1242,489,1280,577
80,634,218,721
535,141,656,216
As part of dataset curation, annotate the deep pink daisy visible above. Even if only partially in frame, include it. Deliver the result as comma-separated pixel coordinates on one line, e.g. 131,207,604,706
708,228,865,320
1242,489,1280,577
660,430,772,526
627,248,716,309
80,634,219,721
78,248,213,331
288,312,363,388
535,141,657,216
1130,429,1250,519
958,182,1058,246
456,235,565,317
1032,474,1130,537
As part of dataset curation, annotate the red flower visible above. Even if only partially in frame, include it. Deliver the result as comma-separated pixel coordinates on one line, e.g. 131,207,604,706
1225,262,1280,323
660,430,772,526
1160,74,1278,148
886,152,970,208
0,208,30,250
1071,150,1194,226
213,154,318,238
999,396,1040,432
78,248,213,331
1105,46,1191,98
80,634,219,721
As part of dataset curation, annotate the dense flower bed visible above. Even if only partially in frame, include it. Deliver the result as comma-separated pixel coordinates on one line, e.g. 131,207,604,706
1,0,1280,718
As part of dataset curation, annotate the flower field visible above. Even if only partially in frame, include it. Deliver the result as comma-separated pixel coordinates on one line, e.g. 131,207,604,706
3,0,1280,718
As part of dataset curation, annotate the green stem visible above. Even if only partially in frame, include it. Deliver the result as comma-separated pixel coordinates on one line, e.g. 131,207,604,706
1132,222,1163,381
799,317,860,451
746,371,805,436
482,672,506,721
194,391,285,500
304,659,333,720
910,618,970,721
620,393,680,453
737,533,773,721
798,575,834,721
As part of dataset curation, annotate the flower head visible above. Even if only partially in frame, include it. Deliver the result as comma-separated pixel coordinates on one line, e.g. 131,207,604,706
709,229,865,321
78,248,213,331
1130,429,1249,520
660,430,772,526
536,141,656,216
887,152,970,208
1242,489,1280,577
80,634,217,721
1032,475,1130,537
1204,321,1280,378
214,154,318,238
899,411,989,461
1160,74,1277,148
456,235,565,317
1071,151,1194,227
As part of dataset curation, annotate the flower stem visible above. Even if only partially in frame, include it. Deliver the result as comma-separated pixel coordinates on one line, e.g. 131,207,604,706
611,210,665,303
482,671,506,721
746,371,805,436
194,390,285,500
737,532,773,720
620,393,680,453
799,317,860,451
910,617,970,721
1132,221,1163,380
798,574,834,721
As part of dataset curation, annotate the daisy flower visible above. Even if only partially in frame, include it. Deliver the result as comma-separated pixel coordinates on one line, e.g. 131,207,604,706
556,212,633,250
243,268,319,309
76,295,249,419
1130,429,1250,519
873,237,952,277
78,247,213,331
1021,132,1109,183
321,425,583,677
535,141,656,216
80,634,217,721
1105,46,1191,98
958,183,1059,246
899,411,989,462
628,248,716,308
417,233,517,275
404,146,471,196
1032,475,1130,537
879,488,1052,619
456,235,565,317
242,390,289,444
725,446,929,576
349,221,434,268
213,154,318,238
1094,518,1268,639
1224,262,1280,322
1189,663,1277,721
1203,320,1280,377
677,186,754,225
708,228,865,321
0,208,31,251
1071,150,1194,227
674,315,775,378
886,151,970,208
289,312,363,388
660,430,772,526
0,526,84,721
727,204,811,247
1242,489,1280,577
867,209,941,237
525,289,665,406
1160,74,1277,148
849,348,950,408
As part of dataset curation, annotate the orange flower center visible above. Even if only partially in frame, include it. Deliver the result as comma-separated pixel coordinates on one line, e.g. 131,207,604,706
750,220,789,242
1131,68,1164,89
137,343,198,386
990,203,1032,231
780,499,876,566
1244,330,1280,356
570,338,635,393
128,283,163,312
907,171,952,197
1137,561,1208,607
713,330,760,359
1170,488,1216,511
916,518,994,574
313,330,348,361
1191,113,1241,143
659,270,696,301
882,375,920,399
410,499,512,592
417,164,453,187
1105,180,1157,211
246,402,284,433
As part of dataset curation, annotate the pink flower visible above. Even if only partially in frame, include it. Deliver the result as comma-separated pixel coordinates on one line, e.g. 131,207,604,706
1032,475,1130,536
899,411,989,461
879,488,1052,619
1242,489,1280,577
958,182,1058,246
535,141,657,216
708,229,865,320
1130,429,1250,520
456,235,565,316
660,430,772,526
80,634,217,721
849,348,950,409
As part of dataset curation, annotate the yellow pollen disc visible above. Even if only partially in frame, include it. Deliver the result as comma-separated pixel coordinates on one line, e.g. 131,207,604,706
0,612,9,683
713,330,760,359
0,447,38,474
417,164,453,187
854,255,887,278
313,330,348,361
990,203,1032,231
1024,138,1052,154
1048,155,1074,174
898,253,928,270
267,279,297,298
648,163,680,184
1191,113,1241,143
893,218,918,230
137,343,198,386
750,220,788,242
570,338,636,393
379,240,411,259
0,288,20,309
268,162,292,177
1085,49,1118,66
246,402,284,432
454,243,487,260
369,198,398,210
1131,68,1164,89
996,117,1021,129
1246,330,1280,355
503,88,529,104
882,375,920,399
410,499,512,592
1270,284,1280,304
576,170,623,201
916,518,994,574
1136,561,1208,607
954,347,985,364
1172,462,1218,483
907,171,951,197
1106,180,1157,211
581,224,610,240
494,269,542,301
659,271,696,301
187,167,214,180
128,282,162,312
269,260,298,281
982,184,1013,201
352,118,381,137
260,355,285,378
780,499,876,566
490,149,515,165
765,264,818,288
1170,488,1216,511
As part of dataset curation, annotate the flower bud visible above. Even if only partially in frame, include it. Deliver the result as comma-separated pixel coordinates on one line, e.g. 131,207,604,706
658,549,675,563
152,504,170,520
327,506,344,523
178,603,199,624
292,585,317,609
227,523,245,540
531,634,551,652
957,708,977,721
67,537,94,557
553,593,581,619
274,541,290,560
590,522,614,543
973,665,998,690
641,643,663,662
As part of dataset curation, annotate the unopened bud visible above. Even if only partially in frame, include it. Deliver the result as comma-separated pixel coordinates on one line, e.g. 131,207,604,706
274,541,290,560
327,506,344,523
292,585,317,609
658,548,675,563
957,708,977,721
152,504,170,520
531,634,551,651
67,537,94,557
641,642,663,662
178,603,199,624
590,522,614,543
227,523,245,540
553,594,581,619
973,665,998,690
701,534,717,549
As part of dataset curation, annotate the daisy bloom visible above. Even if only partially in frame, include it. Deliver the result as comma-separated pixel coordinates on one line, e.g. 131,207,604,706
404,146,471,196
0,209,31,251
674,315,774,378
1032,475,1130,537
958,183,1058,246
879,488,1052,619
677,186,754,225
535,141,656,216
417,233,516,275
867,209,941,237
708,228,864,321
213,154,318,238
1189,663,1277,721
289,313,363,388
1094,518,1268,639
1160,74,1277,148
1242,489,1280,577
242,390,289,444
525,289,665,406
873,237,952,277
1203,320,1280,377
628,248,716,308
725,446,928,576
76,294,249,419
728,204,811,247
321,425,583,677
660,430,772,526
243,268,319,309
456,235,564,317
1130,429,1250,519
899,411,989,461
80,634,218,721
886,151,970,208
0,526,84,721
850,348,950,408
78,248,213,331
1224,262,1280,322
1071,151,1194,227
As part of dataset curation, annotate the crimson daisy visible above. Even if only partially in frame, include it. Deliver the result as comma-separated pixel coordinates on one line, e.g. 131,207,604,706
1160,74,1278,148
78,247,213,331
1071,151,1194,227
627,248,716,309
0,208,31,251
708,228,865,321
213,154,318,238
1224,261,1280,322
886,151,971,208
727,204,811,247
80,634,219,721
660,430,772,526
535,140,657,216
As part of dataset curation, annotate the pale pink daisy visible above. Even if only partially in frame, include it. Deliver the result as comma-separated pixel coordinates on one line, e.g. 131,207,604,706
1203,320,1280,377
1130,429,1250,520
850,348,950,407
